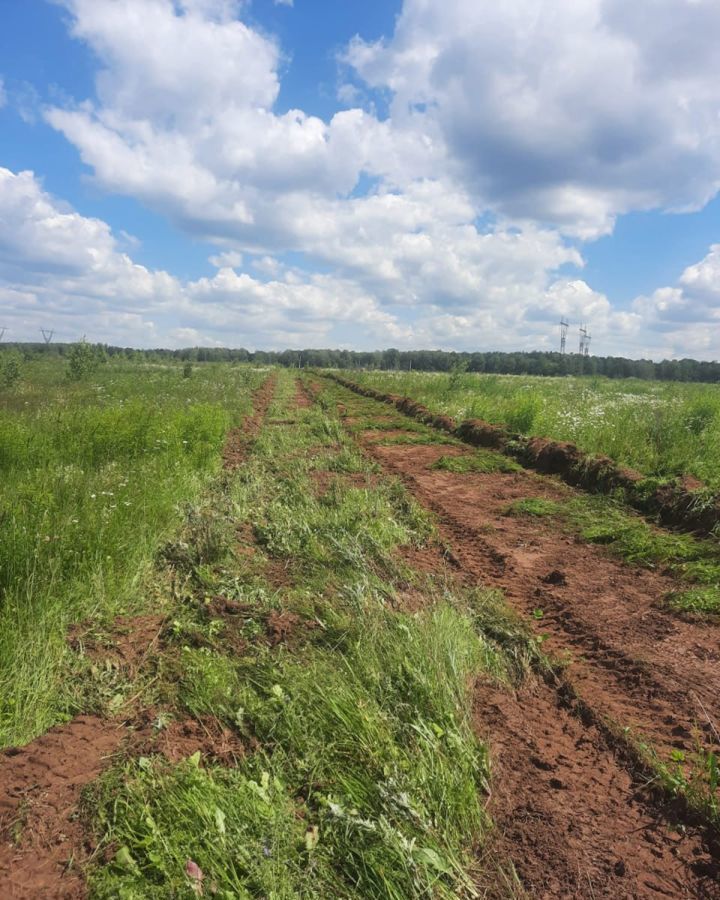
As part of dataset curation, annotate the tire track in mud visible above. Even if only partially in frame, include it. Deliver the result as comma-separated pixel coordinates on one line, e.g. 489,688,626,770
324,382,720,899
0,375,277,900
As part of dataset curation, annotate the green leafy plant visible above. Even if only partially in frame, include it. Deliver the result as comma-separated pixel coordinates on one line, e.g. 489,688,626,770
67,339,107,381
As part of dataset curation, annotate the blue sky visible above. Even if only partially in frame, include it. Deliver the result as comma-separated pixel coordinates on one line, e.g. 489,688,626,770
1,0,719,358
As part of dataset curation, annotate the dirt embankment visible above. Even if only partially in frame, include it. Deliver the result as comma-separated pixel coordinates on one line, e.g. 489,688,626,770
328,384,720,899
326,373,720,537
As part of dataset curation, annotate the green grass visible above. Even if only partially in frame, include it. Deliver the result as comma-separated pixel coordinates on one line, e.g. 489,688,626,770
0,358,266,746
344,416,428,434
347,370,720,488
86,369,538,898
370,432,460,446
504,498,562,518
431,451,522,475
505,494,720,615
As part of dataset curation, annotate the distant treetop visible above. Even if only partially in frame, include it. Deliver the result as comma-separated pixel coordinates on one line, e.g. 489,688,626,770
2,343,719,383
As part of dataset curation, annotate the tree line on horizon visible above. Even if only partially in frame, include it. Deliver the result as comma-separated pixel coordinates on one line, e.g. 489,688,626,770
3,343,720,383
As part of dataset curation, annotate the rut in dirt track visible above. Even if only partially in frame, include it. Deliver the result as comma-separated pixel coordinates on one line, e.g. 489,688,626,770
366,439,720,766
0,374,277,900
325,382,720,899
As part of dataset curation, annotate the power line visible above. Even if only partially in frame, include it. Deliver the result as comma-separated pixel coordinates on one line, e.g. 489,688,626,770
559,319,569,354
579,324,588,355
0,328,6,342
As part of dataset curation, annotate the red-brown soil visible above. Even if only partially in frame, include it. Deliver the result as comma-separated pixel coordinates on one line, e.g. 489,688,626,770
329,385,720,899
330,372,720,537
293,377,313,408
0,717,124,900
143,715,247,765
207,596,313,648
222,373,277,469
68,614,165,676
475,681,719,898
371,442,720,765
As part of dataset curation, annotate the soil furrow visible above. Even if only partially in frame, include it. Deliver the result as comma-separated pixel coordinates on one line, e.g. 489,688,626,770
293,376,313,409
366,439,720,764
326,385,720,898
222,372,277,469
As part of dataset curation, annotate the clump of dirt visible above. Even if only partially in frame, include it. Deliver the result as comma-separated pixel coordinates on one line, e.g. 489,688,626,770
69,615,165,675
265,610,302,645
145,716,247,765
0,717,126,900
454,418,509,450
207,597,312,647
263,557,294,590
207,596,254,617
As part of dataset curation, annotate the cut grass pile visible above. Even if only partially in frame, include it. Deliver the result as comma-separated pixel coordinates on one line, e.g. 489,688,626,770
87,370,538,898
506,496,720,615
0,359,266,746
348,370,720,488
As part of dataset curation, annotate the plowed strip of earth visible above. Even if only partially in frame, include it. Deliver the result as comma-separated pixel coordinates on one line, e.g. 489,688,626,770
293,375,313,408
222,372,277,468
0,375,276,899
326,380,720,899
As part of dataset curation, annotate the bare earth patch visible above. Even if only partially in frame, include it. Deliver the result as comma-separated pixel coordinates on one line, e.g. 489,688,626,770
0,717,125,900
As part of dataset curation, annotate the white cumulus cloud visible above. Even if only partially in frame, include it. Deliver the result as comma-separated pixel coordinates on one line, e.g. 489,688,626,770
4,0,718,358
0,167,402,348
347,0,720,238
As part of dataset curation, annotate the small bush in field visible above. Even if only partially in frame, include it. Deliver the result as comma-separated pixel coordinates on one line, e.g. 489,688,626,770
0,354,22,388
68,340,106,381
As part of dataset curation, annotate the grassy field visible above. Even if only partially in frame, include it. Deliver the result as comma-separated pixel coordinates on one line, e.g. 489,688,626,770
2,360,719,896
81,370,537,897
0,362,543,895
0,355,265,746
347,370,720,487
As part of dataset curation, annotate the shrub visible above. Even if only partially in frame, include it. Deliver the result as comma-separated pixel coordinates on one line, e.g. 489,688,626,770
67,340,106,381
0,353,22,388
